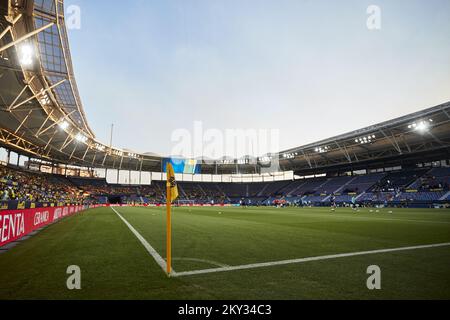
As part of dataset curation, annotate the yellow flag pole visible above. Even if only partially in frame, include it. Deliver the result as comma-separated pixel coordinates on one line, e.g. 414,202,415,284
166,183,172,275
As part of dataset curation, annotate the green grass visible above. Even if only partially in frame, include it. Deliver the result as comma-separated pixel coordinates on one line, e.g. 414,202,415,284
0,206,449,300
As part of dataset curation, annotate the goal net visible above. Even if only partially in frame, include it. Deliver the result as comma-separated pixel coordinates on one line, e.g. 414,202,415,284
176,199,196,206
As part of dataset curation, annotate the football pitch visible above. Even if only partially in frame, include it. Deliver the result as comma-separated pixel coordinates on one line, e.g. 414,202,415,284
0,206,449,300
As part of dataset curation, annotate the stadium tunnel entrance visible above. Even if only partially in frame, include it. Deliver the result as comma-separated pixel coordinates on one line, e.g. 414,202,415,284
107,196,123,205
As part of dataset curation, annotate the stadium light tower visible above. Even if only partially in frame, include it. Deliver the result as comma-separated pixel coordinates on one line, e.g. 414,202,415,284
109,124,114,148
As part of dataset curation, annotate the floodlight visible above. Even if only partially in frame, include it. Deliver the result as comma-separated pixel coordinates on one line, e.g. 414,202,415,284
75,133,88,143
19,44,33,66
39,93,50,106
416,121,429,133
59,121,69,130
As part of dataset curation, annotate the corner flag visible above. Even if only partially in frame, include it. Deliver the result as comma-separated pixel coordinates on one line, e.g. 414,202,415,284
166,162,178,275
166,162,179,202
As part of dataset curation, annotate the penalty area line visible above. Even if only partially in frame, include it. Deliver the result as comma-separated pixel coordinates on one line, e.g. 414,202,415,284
110,207,175,276
173,242,450,278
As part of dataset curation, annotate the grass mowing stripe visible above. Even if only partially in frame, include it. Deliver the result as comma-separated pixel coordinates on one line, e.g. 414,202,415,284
176,207,450,227
300,213,450,225
173,242,450,277
110,207,172,275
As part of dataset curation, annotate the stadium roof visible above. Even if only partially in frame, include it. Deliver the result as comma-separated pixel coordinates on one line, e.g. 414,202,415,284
1,0,449,176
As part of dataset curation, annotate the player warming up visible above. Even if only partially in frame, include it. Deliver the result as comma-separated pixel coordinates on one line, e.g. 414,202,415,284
330,194,337,212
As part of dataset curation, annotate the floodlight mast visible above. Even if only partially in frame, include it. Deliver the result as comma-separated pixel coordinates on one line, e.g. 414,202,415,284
109,124,114,149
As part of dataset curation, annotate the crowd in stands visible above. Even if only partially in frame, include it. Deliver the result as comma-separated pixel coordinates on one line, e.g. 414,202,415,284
0,166,86,205
1,164,449,210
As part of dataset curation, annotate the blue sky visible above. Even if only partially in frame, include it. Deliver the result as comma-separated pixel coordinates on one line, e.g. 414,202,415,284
65,0,450,157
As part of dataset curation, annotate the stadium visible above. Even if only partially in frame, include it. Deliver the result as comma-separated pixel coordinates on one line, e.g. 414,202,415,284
0,0,450,301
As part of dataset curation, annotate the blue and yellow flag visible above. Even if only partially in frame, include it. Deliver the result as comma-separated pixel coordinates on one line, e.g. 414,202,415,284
166,162,179,203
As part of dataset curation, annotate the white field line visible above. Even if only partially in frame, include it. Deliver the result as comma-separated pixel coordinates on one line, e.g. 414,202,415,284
110,207,175,275
173,242,450,278
171,257,230,268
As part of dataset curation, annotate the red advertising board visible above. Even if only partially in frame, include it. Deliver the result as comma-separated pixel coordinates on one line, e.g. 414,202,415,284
0,205,96,248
